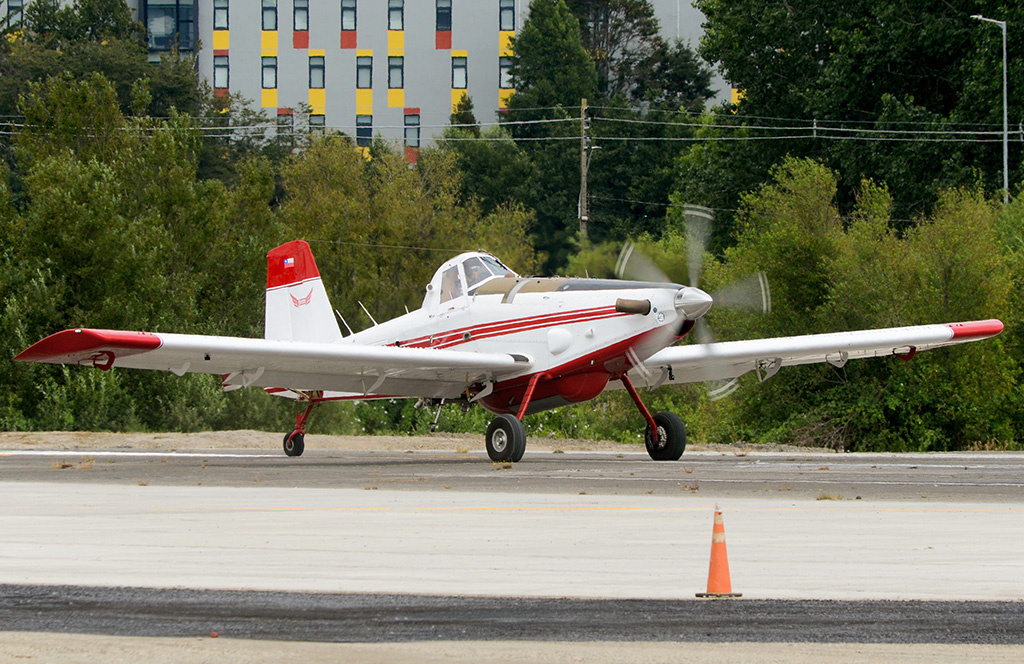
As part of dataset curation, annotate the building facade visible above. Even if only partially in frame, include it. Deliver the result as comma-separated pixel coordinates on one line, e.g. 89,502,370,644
139,0,524,158
6,1,718,151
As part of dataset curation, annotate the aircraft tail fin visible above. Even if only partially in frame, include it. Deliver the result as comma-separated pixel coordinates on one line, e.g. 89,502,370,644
265,240,344,344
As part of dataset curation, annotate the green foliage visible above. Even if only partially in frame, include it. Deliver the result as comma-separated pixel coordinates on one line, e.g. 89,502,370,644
687,0,1024,227
720,159,1019,450
509,0,598,110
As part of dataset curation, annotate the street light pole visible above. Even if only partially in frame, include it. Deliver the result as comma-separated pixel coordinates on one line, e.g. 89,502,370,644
972,14,1009,205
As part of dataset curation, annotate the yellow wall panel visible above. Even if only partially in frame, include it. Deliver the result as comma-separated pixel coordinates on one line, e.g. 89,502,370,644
213,30,229,50
499,31,513,55
309,89,326,109
452,49,468,58
356,89,373,114
261,31,278,50
451,89,466,113
261,89,278,108
499,88,515,108
356,49,373,57
388,31,404,51
388,89,405,108
309,48,326,57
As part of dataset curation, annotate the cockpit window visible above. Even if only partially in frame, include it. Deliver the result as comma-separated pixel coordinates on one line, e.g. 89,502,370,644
481,255,514,277
439,265,463,303
463,256,491,289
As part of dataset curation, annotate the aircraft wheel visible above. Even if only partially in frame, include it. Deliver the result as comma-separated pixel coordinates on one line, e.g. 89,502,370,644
486,414,526,463
645,412,686,461
283,430,305,457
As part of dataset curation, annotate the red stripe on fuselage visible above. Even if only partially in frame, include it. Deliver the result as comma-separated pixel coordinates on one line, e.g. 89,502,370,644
395,306,628,349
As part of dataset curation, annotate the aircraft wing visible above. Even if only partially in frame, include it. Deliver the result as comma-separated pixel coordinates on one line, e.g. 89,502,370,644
632,319,1004,387
14,328,534,400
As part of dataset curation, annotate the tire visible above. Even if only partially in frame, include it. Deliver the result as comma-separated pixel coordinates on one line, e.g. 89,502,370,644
644,412,686,461
486,413,527,463
283,430,305,457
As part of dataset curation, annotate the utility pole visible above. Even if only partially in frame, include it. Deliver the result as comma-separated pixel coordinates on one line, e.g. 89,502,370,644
579,98,590,240
972,15,1009,205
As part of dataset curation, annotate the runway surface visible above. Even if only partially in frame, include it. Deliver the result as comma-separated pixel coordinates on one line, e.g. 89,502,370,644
2,436,1023,660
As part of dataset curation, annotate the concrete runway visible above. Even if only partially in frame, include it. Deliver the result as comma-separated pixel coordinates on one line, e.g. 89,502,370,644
2,438,1023,661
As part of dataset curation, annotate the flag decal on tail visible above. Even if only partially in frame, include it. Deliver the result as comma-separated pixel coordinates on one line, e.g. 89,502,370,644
284,257,295,268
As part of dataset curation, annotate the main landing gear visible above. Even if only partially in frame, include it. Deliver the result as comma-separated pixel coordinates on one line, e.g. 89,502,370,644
486,413,526,462
621,374,686,461
283,391,323,457
482,373,686,463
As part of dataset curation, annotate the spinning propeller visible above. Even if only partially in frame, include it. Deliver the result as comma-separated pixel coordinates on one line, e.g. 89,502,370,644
615,205,771,398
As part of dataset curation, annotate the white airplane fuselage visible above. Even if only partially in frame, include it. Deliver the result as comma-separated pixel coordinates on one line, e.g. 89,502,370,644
340,269,698,415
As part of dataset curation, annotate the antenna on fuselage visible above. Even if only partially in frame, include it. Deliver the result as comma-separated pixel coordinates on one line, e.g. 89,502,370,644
358,301,379,327
335,309,355,336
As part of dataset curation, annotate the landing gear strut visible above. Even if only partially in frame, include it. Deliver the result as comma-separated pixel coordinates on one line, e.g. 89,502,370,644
620,375,686,461
283,391,323,457
484,373,544,462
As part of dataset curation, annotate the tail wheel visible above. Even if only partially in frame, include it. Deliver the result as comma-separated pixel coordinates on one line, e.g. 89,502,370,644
486,413,527,462
283,430,305,457
645,412,686,461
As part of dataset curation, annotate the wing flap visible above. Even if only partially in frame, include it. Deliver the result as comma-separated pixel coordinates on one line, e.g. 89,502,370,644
635,320,1003,385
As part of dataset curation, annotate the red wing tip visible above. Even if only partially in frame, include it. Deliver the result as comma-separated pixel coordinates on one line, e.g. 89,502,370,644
948,319,1004,340
14,328,162,363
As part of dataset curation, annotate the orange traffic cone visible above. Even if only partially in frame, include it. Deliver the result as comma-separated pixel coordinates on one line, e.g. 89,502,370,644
696,506,742,598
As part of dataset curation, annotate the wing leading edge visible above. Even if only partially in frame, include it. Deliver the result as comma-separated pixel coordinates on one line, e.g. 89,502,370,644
632,319,1004,387
14,328,534,399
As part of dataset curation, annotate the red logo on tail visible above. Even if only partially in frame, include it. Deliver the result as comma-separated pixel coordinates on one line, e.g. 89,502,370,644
290,289,314,307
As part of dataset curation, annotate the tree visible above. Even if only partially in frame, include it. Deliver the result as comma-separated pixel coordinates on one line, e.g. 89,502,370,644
565,0,661,100
687,0,1024,228
503,0,597,269
449,94,480,138
440,124,536,217
508,0,598,111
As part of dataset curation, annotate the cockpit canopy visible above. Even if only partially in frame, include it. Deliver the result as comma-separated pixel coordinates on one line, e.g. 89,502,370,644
425,252,517,307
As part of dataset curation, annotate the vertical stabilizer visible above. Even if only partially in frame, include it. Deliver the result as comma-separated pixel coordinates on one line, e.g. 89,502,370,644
265,241,343,343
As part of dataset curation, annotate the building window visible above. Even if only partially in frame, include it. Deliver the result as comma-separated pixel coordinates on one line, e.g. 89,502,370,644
452,56,467,89
356,114,372,147
341,0,356,31
436,0,451,32
262,56,278,89
499,56,513,89
388,0,403,31
213,0,228,30
262,0,277,31
356,56,372,88
7,0,25,27
294,0,308,31
404,114,420,148
388,57,404,89
309,55,325,88
499,0,515,31
277,111,294,136
213,55,229,89
309,114,326,134
145,0,196,52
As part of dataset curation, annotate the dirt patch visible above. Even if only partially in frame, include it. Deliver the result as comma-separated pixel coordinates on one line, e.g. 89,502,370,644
0,430,823,455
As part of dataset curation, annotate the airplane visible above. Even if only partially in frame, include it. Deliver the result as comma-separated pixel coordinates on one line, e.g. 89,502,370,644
14,239,1004,462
